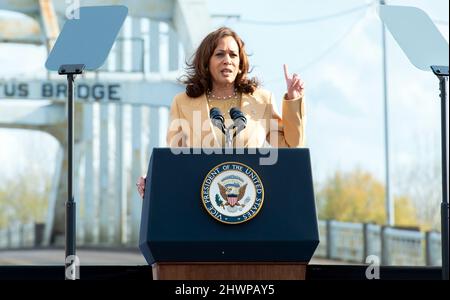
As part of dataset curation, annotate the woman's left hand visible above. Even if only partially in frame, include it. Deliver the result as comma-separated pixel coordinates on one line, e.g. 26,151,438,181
283,64,305,100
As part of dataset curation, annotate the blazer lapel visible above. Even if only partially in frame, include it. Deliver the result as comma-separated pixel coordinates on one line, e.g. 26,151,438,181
238,93,267,147
179,94,217,147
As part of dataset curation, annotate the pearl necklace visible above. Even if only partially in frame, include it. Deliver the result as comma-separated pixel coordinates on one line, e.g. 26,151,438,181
207,89,238,100
206,90,241,114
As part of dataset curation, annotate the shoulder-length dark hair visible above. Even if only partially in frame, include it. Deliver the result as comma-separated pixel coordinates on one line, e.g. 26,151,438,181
181,27,259,98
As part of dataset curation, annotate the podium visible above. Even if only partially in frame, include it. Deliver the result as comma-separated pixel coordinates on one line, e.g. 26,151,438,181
139,148,319,280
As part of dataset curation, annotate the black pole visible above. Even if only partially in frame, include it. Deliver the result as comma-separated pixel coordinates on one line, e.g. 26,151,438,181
438,74,449,280
430,66,449,280
65,73,77,280
59,64,84,280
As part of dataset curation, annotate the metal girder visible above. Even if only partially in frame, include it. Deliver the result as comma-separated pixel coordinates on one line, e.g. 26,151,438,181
0,0,175,21
38,0,59,50
173,0,211,58
0,0,211,55
0,102,65,127
0,77,184,105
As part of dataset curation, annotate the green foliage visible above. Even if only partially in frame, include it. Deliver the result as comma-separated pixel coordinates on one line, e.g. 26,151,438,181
316,168,418,227
394,195,418,228
0,170,50,228
215,194,223,207
393,140,441,231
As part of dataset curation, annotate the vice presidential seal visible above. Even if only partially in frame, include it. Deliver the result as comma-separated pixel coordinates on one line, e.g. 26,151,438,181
201,162,264,224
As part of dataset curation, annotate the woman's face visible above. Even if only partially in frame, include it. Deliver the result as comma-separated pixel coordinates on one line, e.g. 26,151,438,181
208,36,240,88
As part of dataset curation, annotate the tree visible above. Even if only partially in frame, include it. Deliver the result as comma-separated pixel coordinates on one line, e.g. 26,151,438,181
0,168,50,228
317,168,418,226
392,136,441,231
0,130,55,228
394,195,418,228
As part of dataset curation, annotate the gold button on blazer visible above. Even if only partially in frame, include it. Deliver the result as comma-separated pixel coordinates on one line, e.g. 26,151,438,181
166,88,306,148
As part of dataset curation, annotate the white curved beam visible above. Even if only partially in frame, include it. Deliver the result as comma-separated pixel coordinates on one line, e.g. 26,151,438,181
173,0,211,58
0,102,65,127
0,11,41,43
0,0,211,55
0,0,174,21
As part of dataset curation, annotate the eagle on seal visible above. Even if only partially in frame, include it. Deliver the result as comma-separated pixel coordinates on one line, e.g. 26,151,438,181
218,183,247,207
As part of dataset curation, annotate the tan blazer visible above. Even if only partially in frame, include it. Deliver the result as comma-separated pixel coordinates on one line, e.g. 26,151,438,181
166,88,306,148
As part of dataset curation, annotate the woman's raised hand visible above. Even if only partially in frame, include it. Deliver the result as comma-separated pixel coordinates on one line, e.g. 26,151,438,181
283,64,305,100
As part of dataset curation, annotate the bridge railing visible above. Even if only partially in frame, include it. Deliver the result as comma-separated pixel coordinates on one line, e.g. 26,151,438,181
0,222,44,249
311,220,442,266
0,219,442,266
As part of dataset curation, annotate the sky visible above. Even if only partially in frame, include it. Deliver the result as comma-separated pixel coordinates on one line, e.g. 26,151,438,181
206,0,449,190
0,0,449,195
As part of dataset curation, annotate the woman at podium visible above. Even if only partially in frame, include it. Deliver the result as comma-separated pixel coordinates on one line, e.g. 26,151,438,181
137,27,305,198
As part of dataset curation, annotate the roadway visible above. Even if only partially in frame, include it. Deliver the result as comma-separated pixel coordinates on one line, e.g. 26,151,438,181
0,248,346,265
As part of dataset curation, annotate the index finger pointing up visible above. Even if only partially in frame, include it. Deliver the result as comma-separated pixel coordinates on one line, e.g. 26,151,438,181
283,64,290,81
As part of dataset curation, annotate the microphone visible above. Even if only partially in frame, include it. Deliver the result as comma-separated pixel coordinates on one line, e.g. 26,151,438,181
230,107,247,137
209,107,225,134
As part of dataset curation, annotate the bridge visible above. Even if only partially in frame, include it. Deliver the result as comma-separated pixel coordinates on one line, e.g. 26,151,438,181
1,0,210,247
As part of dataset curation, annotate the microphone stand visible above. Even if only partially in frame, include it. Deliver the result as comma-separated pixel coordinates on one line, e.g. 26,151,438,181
210,107,246,148
229,107,247,145
225,125,234,148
